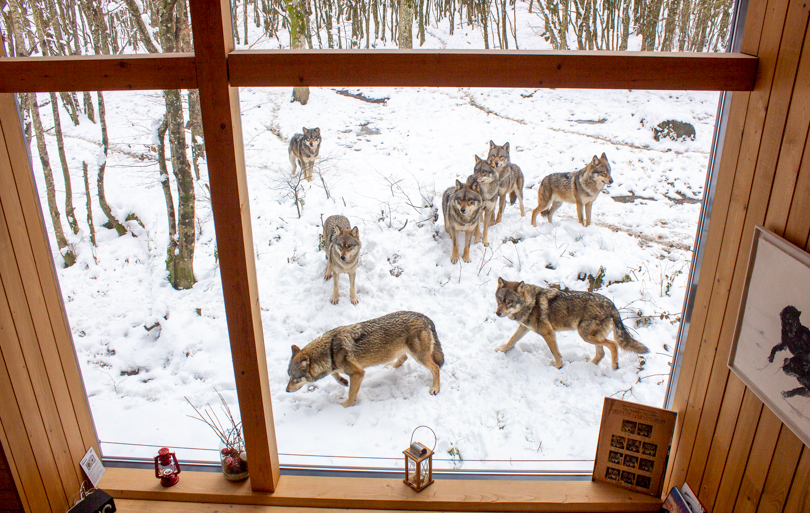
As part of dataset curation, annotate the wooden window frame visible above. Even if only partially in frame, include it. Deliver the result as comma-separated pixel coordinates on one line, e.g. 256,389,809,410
0,0,757,509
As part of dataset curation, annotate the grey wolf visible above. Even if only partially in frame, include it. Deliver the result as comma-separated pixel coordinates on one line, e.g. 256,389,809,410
442,178,483,264
471,155,499,247
531,152,613,227
289,127,321,181
486,141,525,224
494,278,648,370
769,305,810,398
285,311,444,407
323,215,361,305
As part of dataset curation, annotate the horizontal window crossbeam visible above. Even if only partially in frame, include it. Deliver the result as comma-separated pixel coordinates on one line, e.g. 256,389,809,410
0,51,757,93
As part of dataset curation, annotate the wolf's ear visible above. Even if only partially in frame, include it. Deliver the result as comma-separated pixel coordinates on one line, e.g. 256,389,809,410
489,140,496,150
497,277,505,287
302,126,307,133
591,155,600,166
503,142,510,152
600,152,607,160
475,155,483,164
455,179,464,188
314,128,320,134
291,345,301,356
469,179,481,193
516,281,526,293
332,225,342,238
297,357,309,372
350,226,359,238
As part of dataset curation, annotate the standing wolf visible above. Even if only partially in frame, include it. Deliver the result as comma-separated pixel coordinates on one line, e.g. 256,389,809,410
289,127,321,181
531,153,613,227
494,278,648,370
486,141,525,224
323,215,361,305
286,311,444,407
472,155,499,247
442,178,483,264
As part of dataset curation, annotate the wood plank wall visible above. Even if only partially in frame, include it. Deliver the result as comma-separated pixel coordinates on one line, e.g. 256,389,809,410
0,89,100,512
665,0,810,510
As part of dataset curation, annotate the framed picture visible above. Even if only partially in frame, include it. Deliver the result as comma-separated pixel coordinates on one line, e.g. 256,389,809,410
729,226,810,448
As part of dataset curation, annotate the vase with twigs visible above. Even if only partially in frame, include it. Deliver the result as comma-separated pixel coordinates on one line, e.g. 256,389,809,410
186,389,249,481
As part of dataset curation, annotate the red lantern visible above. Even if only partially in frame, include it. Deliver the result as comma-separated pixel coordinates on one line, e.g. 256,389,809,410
154,447,181,487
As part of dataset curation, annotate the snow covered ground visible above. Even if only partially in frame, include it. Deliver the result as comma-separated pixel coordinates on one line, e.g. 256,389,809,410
30,82,718,472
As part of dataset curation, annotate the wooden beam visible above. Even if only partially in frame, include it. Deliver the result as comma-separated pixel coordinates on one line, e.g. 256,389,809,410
100,468,663,512
187,0,280,493
0,54,198,93
228,50,758,90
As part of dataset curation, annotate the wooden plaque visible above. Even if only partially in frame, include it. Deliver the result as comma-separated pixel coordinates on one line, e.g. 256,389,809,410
592,398,677,497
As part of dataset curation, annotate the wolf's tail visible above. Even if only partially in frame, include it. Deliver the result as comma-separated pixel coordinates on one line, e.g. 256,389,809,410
509,191,517,205
613,312,649,354
427,318,445,367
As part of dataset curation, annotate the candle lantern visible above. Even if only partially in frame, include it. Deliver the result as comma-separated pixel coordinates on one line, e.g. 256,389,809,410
154,447,181,487
403,426,436,492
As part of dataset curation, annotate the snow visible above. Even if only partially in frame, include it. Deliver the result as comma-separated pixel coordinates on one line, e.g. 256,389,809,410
22,5,720,473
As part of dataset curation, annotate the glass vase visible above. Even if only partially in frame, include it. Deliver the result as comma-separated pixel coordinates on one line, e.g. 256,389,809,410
219,441,249,481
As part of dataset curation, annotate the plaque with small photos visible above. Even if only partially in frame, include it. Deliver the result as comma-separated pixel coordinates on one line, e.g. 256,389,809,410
592,397,677,497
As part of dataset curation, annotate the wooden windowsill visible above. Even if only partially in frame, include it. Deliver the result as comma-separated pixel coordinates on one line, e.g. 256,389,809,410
101,467,663,512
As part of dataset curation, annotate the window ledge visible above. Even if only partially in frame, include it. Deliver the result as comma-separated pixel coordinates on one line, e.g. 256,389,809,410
101,467,663,511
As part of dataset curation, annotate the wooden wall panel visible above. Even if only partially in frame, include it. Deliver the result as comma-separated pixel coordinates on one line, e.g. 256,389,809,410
667,0,810,511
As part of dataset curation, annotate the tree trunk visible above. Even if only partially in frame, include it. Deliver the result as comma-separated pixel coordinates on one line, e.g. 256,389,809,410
286,0,311,103
95,92,127,235
398,0,413,48
29,93,76,267
82,161,96,247
156,116,180,278
48,92,80,235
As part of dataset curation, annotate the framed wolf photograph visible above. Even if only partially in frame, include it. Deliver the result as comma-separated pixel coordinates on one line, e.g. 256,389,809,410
728,226,810,448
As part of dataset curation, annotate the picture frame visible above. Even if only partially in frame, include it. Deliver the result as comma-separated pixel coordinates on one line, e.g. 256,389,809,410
728,226,810,448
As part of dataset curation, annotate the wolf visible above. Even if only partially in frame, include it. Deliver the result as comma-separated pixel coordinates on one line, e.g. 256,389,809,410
442,178,483,264
494,278,648,370
531,153,613,227
323,215,361,305
471,155,499,247
768,305,810,398
289,127,321,181
285,311,444,407
486,141,525,224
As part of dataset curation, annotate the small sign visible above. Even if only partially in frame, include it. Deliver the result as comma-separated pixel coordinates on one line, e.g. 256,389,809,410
80,447,105,488
592,397,676,497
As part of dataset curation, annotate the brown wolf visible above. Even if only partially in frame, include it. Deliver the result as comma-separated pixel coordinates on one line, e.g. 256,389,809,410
286,311,444,407
442,178,483,264
471,155,499,247
531,153,613,227
486,141,525,224
323,215,361,305
289,127,322,181
494,278,648,370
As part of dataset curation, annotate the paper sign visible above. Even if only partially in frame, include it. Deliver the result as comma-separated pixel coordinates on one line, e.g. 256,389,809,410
79,447,105,488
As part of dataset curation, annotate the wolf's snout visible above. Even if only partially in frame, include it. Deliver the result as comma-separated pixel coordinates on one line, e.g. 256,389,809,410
496,311,504,317
460,208,466,214
340,255,347,261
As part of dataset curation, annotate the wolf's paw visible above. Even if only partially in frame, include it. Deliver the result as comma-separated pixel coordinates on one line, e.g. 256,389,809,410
462,254,472,263
495,345,510,353
351,296,359,305
450,256,459,264
330,296,340,305
483,240,490,247
429,386,440,395
551,360,564,369
340,399,355,408
324,273,332,281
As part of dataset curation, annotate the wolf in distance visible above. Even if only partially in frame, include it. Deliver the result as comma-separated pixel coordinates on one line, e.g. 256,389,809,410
442,178,483,263
285,311,444,407
323,215,361,305
289,127,321,181
471,155,499,247
486,141,525,224
494,278,648,370
769,305,810,398
531,153,613,227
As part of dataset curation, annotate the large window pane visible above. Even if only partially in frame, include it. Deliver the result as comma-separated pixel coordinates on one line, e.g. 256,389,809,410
22,88,234,462
2,0,194,57
229,0,733,51
240,85,718,472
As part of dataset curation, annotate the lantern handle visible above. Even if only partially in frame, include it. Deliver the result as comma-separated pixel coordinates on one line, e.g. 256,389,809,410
410,425,437,452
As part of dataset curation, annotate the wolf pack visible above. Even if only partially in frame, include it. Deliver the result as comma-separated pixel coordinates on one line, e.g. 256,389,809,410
285,126,649,407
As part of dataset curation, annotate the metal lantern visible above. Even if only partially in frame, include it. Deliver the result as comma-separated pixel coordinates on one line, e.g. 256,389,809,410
154,447,181,487
403,426,435,492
